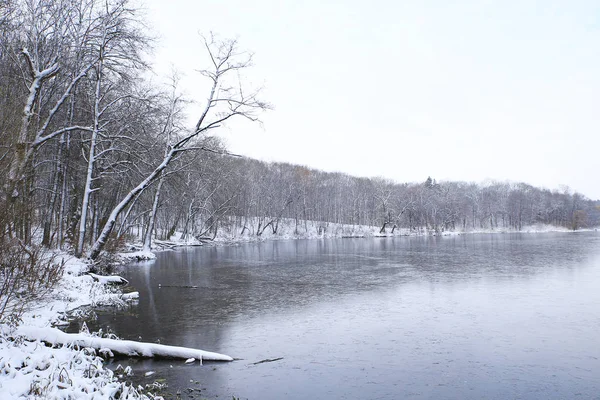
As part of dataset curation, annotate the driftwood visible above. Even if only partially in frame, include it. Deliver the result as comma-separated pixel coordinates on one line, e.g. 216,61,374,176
158,284,198,289
16,326,233,361
252,357,284,365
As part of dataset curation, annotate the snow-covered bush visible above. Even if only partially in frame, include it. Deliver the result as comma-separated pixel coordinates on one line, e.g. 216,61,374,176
0,239,65,323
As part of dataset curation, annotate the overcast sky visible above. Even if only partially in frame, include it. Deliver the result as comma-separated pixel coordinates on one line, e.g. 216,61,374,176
142,0,600,199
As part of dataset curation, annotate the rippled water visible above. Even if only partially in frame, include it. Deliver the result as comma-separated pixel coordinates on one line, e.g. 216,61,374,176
87,232,600,399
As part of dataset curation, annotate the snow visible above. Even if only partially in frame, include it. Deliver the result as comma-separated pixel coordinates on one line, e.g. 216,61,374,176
17,256,135,329
0,332,150,399
0,252,228,399
87,273,129,285
116,218,593,260
120,292,139,301
16,326,233,361
0,255,141,399
211,218,391,242
439,223,590,236
154,218,592,247
117,250,157,261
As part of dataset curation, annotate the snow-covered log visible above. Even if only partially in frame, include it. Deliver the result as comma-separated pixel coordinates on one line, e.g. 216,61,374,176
87,273,129,285
119,291,139,301
118,250,157,261
16,327,233,361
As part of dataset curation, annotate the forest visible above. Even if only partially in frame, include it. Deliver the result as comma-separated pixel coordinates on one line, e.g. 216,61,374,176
1,0,599,265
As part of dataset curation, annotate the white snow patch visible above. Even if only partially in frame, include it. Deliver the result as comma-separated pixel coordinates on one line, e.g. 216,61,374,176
117,250,157,261
87,272,129,285
120,291,139,301
17,255,131,329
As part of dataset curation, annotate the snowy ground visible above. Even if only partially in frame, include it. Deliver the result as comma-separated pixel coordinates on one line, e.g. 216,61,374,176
15,257,133,330
0,246,235,399
0,333,150,399
0,256,162,399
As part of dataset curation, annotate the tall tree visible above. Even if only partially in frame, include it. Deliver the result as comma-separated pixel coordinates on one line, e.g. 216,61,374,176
88,35,269,260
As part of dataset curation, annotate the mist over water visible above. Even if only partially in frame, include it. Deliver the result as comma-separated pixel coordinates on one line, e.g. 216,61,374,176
89,233,600,399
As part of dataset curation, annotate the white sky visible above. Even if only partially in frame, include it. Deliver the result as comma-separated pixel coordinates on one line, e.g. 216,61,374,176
141,0,600,200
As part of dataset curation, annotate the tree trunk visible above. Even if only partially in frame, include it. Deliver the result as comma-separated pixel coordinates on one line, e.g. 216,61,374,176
181,198,195,241
379,221,388,234
143,177,163,252
76,66,102,258
89,151,174,260
42,142,63,247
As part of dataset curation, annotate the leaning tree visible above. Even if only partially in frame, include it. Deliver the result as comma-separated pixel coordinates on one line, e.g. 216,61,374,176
88,35,269,260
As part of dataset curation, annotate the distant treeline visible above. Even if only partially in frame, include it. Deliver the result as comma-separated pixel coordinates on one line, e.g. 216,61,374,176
147,156,600,240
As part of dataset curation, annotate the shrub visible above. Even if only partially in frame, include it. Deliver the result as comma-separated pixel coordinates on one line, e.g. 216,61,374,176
0,239,65,324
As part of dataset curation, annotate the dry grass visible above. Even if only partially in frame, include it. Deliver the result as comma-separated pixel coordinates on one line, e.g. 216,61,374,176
0,238,65,324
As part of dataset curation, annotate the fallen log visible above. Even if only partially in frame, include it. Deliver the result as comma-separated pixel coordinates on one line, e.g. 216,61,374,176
158,284,198,289
16,326,233,361
120,291,139,301
86,273,129,285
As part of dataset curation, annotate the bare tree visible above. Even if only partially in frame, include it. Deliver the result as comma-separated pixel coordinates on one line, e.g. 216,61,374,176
75,0,149,256
88,35,269,260
141,76,186,251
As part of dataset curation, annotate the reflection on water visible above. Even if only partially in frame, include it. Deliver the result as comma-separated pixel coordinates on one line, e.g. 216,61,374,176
86,233,600,399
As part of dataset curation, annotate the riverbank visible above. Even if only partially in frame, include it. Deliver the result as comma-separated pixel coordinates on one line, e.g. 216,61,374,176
142,220,592,251
0,255,167,399
0,255,144,398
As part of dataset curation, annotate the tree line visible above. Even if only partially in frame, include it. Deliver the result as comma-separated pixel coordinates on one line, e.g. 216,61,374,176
1,0,598,265
145,157,600,240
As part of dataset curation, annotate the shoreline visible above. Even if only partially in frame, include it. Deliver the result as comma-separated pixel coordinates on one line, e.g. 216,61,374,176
0,255,155,399
141,223,595,253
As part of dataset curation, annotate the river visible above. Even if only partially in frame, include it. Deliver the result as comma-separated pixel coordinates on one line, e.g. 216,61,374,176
82,232,600,399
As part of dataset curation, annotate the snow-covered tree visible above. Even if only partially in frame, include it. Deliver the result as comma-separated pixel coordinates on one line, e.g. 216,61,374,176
88,35,269,260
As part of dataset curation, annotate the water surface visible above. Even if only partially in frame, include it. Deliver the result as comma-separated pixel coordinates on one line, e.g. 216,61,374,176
89,233,600,399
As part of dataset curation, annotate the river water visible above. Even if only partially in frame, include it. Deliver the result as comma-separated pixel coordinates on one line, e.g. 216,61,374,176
89,232,600,399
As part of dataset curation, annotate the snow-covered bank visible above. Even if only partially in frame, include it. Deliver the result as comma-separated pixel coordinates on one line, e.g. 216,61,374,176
210,219,595,243
0,253,229,399
0,255,145,399
15,256,134,329
140,218,595,250
431,223,595,236
0,333,145,399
